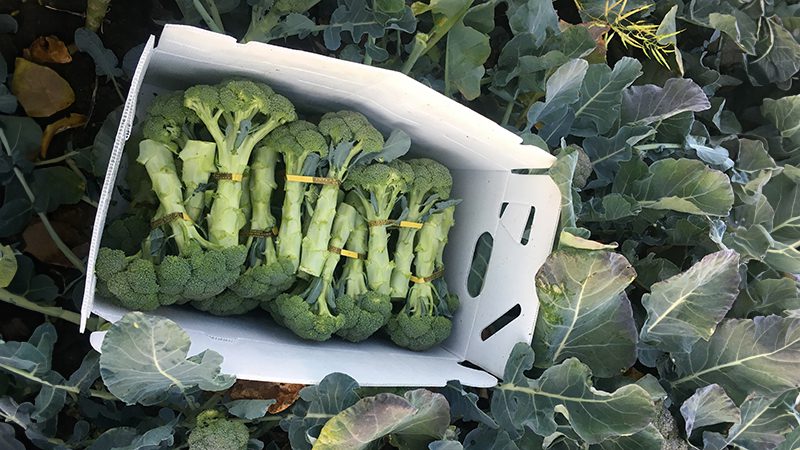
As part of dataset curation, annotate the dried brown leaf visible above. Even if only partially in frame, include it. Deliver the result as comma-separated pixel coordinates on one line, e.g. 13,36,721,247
229,380,305,414
40,113,88,158
11,58,75,117
23,36,72,64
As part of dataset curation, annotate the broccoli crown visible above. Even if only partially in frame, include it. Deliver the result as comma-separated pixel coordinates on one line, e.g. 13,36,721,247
192,290,261,316
319,110,384,153
343,161,412,216
218,79,270,117
267,120,328,172
181,245,248,300
106,258,160,311
229,257,295,299
157,255,193,296
142,91,192,144
406,158,453,205
184,84,221,118
269,293,344,341
102,214,150,256
95,247,128,281
386,308,453,351
188,410,249,450
335,291,392,342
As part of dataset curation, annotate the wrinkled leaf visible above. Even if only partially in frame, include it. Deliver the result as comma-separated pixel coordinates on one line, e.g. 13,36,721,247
679,384,739,438
23,36,72,64
445,21,490,100
590,424,664,450
762,95,800,146
533,250,638,377
621,78,710,125
703,393,797,450
633,158,734,216
225,399,276,420
572,57,642,136
441,381,496,428
10,58,75,117
99,312,235,405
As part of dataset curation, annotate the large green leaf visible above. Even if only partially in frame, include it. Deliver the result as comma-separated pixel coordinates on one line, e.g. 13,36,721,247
314,389,449,449
571,57,642,136
493,343,654,444
632,158,734,216
506,0,558,44
98,312,235,406
667,316,800,403
762,95,800,146
640,250,740,353
679,384,739,438
621,78,710,125
762,166,800,272
583,126,654,188
533,250,638,377
702,393,798,450
590,425,664,450
746,17,800,86
527,59,588,145
730,278,800,318
445,21,490,100
548,147,580,229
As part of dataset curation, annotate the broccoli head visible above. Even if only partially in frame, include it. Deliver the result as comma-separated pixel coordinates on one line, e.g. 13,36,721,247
335,291,392,342
188,410,249,450
386,306,453,351
141,91,194,147
269,292,344,341
181,244,248,300
192,290,261,316
101,214,150,256
229,257,295,300
106,258,160,311
95,247,129,281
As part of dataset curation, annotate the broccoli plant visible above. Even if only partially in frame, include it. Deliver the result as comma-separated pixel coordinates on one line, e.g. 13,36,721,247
343,160,412,295
387,206,458,351
299,110,384,277
268,203,358,340
334,194,392,342
389,158,453,298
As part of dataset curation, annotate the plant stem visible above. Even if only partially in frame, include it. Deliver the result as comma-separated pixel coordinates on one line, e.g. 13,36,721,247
193,0,225,34
0,131,86,272
0,288,101,331
34,151,80,166
0,361,114,401
400,0,474,74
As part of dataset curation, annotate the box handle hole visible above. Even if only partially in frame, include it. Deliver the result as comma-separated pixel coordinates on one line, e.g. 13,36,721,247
480,304,522,341
520,206,536,245
499,202,509,218
467,232,493,297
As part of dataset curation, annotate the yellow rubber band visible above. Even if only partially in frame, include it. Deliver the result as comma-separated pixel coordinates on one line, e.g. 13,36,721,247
398,221,423,229
151,212,192,229
368,219,393,227
328,245,365,260
409,268,445,284
240,227,279,238
286,174,340,186
213,172,244,182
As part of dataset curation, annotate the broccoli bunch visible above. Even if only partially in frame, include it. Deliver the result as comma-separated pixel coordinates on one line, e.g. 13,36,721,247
387,206,459,351
188,410,249,450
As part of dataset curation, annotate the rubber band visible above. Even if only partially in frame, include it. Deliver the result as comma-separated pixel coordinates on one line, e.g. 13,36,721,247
151,212,191,229
328,245,365,260
285,174,340,186
213,172,244,182
398,221,423,229
409,268,445,284
368,219,394,227
240,227,278,238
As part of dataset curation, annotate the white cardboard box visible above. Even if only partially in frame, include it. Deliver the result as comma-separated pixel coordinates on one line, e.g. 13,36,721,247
80,24,560,388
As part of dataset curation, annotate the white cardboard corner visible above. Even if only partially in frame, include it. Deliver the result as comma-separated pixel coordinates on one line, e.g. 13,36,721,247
81,25,561,388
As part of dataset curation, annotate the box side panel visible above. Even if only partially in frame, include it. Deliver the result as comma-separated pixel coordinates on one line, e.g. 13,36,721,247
90,301,497,388
148,24,555,172
79,36,156,332
459,174,562,377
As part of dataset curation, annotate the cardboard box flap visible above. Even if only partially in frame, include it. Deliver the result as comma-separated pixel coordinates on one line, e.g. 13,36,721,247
89,302,497,387
146,24,556,173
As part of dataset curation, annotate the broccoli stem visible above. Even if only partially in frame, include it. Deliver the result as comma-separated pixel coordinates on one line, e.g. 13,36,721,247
208,180,246,247
407,207,454,314
250,145,279,260
366,225,392,295
299,184,339,276
179,140,216,222
137,139,209,254
390,190,429,298
320,203,357,283
278,181,305,271
340,212,368,297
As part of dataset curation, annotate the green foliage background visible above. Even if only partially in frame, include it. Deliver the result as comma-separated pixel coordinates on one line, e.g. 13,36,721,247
1,0,800,448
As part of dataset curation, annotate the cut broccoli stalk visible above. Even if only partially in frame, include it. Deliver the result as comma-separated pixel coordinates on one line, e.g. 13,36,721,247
271,121,329,271
387,206,458,351
269,203,356,341
390,158,453,298
228,144,295,302
184,79,297,247
178,140,216,222
343,161,412,295
335,199,392,342
299,111,385,277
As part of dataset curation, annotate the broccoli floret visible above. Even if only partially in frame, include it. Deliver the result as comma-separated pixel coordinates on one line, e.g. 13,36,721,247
95,247,129,281
185,79,297,248
388,206,457,351
101,214,150,256
336,292,392,342
299,111,385,277
343,161,413,295
188,410,249,450
142,91,193,147
182,244,248,300
270,203,357,340
106,258,160,311
192,290,261,316
269,121,328,272
390,158,453,298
